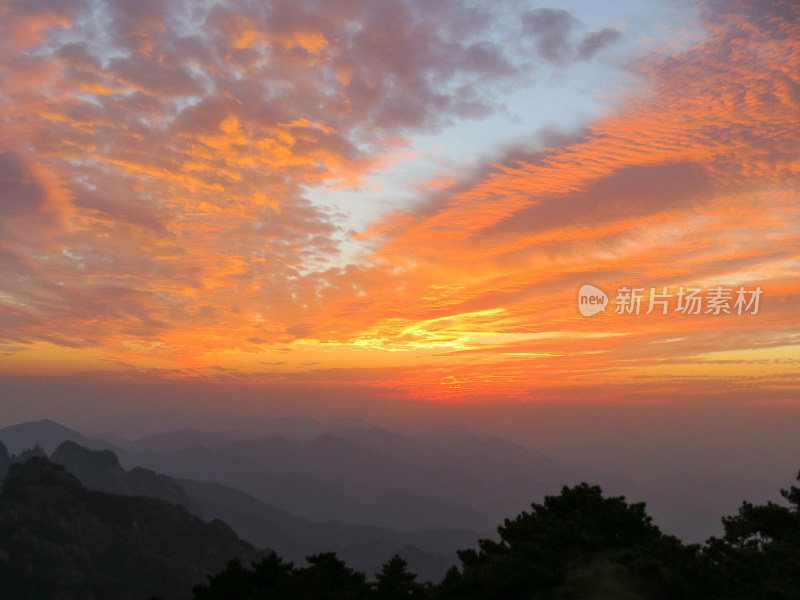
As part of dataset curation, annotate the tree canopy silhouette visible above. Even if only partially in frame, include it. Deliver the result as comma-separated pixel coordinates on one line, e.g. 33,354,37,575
705,471,800,600
373,555,426,600
438,482,704,599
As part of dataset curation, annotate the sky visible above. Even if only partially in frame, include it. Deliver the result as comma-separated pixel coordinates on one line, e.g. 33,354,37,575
0,0,799,418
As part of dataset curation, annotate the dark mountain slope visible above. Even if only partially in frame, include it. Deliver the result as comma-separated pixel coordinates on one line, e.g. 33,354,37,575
0,458,260,600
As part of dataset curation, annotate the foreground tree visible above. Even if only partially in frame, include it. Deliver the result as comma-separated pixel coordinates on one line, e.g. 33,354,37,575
373,555,426,600
439,482,704,600
184,474,800,600
706,471,800,600
293,552,371,600
192,553,294,600
191,551,370,600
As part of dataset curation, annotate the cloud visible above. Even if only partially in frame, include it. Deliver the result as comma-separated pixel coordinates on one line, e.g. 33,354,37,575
522,7,621,65
0,0,541,364
309,0,800,398
0,0,796,404
0,152,51,217
577,27,623,61
522,8,579,65
0,151,72,244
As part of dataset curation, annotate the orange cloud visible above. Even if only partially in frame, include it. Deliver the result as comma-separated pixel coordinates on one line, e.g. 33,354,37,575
0,0,797,405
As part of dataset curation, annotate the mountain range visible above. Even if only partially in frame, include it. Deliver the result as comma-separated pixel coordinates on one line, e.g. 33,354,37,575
0,417,735,548
0,424,480,580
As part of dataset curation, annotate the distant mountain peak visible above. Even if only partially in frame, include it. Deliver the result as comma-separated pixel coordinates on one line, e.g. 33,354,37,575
53,440,122,470
33,418,65,426
13,418,77,432
0,419,92,455
128,427,233,453
50,440,200,514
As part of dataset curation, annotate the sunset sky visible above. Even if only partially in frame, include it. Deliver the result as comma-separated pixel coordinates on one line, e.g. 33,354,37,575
1,0,798,412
